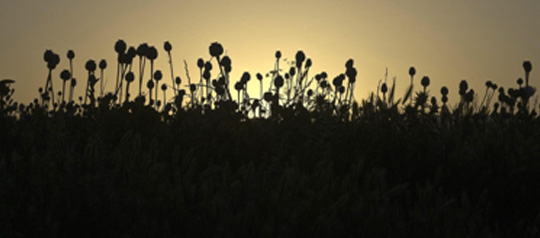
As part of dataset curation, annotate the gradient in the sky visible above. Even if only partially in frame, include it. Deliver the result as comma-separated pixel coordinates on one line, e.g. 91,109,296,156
1,0,539,106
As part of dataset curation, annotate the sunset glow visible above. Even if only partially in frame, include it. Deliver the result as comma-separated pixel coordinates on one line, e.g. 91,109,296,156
1,0,539,105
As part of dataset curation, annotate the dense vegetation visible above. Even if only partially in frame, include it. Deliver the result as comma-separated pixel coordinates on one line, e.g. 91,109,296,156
0,41,539,237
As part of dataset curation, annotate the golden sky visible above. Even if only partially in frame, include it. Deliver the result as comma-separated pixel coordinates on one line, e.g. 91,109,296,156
1,0,539,106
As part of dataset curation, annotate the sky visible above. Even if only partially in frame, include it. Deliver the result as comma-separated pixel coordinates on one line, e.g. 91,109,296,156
1,0,540,106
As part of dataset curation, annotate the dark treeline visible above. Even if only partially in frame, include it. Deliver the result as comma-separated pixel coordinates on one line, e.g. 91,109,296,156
0,41,539,237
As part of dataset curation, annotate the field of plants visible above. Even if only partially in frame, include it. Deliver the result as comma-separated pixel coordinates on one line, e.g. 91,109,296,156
0,41,540,237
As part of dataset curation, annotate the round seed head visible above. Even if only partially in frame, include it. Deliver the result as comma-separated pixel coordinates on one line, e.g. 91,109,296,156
203,70,211,80
44,50,54,63
338,86,345,94
345,59,354,69
284,73,290,80
263,92,273,102
85,60,96,72
274,75,284,88
421,76,430,88
523,61,532,73
220,56,231,68
485,80,493,88
99,59,107,70
114,39,127,54
442,95,448,104
440,86,448,96
218,76,226,85
164,41,172,52
235,81,243,91
517,78,523,86
204,61,212,71
175,76,181,85
307,89,313,97
161,84,167,91
125,72,135,82
241,72,251,82
197,58,204,69
67,50,75,60
154,70,162,81
190,84,196,92
431,96,437,105
409,67,416,77
332,75,343,87
60,70,71,81
381,83,388,93
491,83,498,90
71,78,77,87
459,80,468,92
147,46,158,60
209,42,224,57
136,43,149,57
346,67,357,83
147,80,154,89
215,85,225,95
295,51,305,68
275,50,282,59
289,67,296,77
305,58,312,68
47,53,60,70
320,72,328,79
127,47,137,59
256,73,263,81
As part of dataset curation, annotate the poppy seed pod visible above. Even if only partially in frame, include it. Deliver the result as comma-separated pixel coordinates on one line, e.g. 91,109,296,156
60,70,71,81
409,67,416,77
442,95,448,104
492,83,498,90
345,59,354,69
289,67,296,77
215,86,225,95
147,46,158,60
71,78,77,87
164,41,172,52
517,78,523,86
307,89,313,97
284,73,290,80
256,73,263,81
175,76,181,85
241,72,250,82
47,53,60,70
67,50,75,60
332,76,343,88
136,43,149,57
320,72,328,79
99,59,107,70
338,86,345,94
154,70,163,81
203,70,211,80
315,74,321,81
275,50,282,59
320,80,329,88
235,82,243,91
44,50,54,63
485,80,493,88
346,67,357,83
295,51,306,68
161,84,167,91
127,47,137,59
218,77,226,85
263,92,273,102
305,58,312,68
523,61,532,73
209,42,224,57
147,80,154,89
114,39,127,54
381,83,388,93
197,58,204,69
274,75,284,88
125,72,135,82
220,56,231,68
190,84,197,92
459,80,468,92
204,61,212,71
421,76,430,88
85,60,96,72
440,86,448,96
